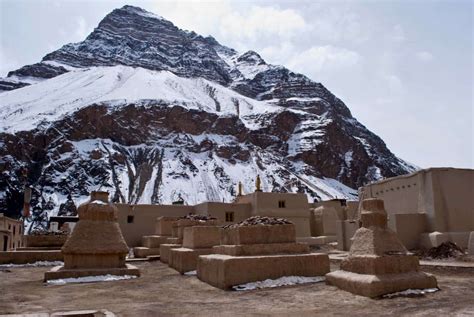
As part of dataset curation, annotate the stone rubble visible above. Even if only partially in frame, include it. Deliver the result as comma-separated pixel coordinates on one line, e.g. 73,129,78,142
180,214,217,221
223,216,292,229
30,229,68,236
425,241,465,259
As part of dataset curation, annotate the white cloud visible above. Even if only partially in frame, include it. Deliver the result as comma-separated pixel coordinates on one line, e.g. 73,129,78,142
75,16,88,40
220,6,308,42
259,41,297,65
287,45,361,74
384,74,404,95
309,6,368,44
416,51,434,62
391,24,406,42
0,49,21,77
153,1,307,51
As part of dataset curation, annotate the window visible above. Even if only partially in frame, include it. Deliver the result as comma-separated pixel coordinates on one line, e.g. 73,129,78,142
225,212,234,222
13,226,16,236
127,215,134,224
278,200,286,208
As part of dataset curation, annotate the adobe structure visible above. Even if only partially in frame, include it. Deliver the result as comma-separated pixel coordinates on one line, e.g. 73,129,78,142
116,178,329,248
326,198,437,297
159,215,220,264
133,216,179,258
307,200,359,247
359,167,473,250
197,216,330,290
44,191,140,281
23,232,68,249
0,213,24,251
169,225,221,274
0,215,66,265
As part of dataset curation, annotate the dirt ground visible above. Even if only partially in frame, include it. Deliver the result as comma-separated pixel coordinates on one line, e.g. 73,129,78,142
0,261,473,316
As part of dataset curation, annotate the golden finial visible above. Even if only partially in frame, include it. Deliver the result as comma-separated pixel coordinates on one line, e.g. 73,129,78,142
255,175,262,192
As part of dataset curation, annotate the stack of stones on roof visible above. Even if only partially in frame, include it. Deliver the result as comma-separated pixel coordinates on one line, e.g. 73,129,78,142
223,216,292,228
44,191,140,281
326,198,438,297
160,214,220,264
197,216,330,290
24,229,68,250
133,216,180,258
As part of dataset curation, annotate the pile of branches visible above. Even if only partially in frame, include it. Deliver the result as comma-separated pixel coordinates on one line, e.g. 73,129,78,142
180,213,216,221
30,229,68,236
223,216,292,229
425,241,465,259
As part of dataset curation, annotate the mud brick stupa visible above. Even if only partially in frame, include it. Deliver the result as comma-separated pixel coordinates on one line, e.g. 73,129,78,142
160,215,220,264
197,216,330,289
133,216,179,258
44,192,140,281
169,225,221,274
326,198,437,297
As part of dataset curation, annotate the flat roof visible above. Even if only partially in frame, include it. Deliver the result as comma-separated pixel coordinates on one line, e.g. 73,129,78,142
363,167,474,188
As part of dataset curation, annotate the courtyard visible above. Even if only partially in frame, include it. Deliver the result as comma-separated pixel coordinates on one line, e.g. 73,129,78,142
1,261,473,316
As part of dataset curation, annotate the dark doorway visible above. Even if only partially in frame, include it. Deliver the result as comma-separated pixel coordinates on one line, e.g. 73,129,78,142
3,236,8,251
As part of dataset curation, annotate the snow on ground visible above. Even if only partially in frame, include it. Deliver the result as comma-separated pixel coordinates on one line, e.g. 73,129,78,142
366,165,383,181
46,274,138,285
17,133,356,215
43,60,81,71
0,65,280,133
2,75,46,85
267,97,322,103
354,136,372,155
382,288,439,298
232,276,326,291
286,112,331,156
215,49,270,80
0,261,63,268
291,161,358,200
184,270,197,276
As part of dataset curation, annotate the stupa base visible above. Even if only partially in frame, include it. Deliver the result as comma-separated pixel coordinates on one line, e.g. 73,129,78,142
44,264,140,282
197,253,329,290
133,247,160,258
326,270,437,298
159,244,181,263
169,247,214,274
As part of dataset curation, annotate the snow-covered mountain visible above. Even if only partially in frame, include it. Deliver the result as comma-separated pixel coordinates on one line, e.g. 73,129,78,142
0,5,416,226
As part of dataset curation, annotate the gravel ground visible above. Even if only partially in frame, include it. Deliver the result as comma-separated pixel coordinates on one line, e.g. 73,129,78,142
0,261,473,316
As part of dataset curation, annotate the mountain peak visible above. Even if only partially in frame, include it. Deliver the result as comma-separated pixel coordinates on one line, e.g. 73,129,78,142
115,5,164,20
34,5,233,85
0,5,417,221
237,51,266,65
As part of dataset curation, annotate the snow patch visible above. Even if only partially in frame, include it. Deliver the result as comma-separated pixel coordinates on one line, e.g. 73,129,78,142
184,270,197,276
232,276,325,291
0,261,63,268
46,274,138,285
91,200,107,205
383,288,439,298
0,65,281,133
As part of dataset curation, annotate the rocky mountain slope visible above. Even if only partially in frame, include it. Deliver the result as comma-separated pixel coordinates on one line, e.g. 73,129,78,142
0,5,415,228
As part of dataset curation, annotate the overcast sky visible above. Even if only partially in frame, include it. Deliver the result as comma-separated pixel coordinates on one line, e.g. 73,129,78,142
1,0,473,169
